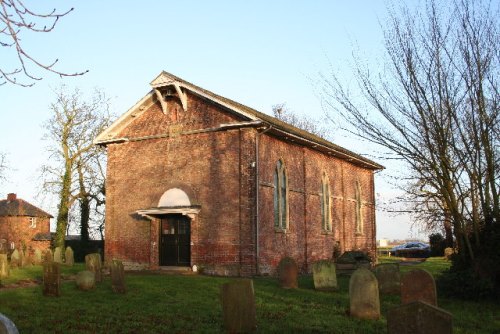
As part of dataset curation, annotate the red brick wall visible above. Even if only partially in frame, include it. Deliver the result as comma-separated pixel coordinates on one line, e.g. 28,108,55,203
0,216,51,251
104,90,376,275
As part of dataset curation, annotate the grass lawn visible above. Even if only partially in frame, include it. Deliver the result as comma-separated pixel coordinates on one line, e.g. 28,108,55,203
0,259,499,333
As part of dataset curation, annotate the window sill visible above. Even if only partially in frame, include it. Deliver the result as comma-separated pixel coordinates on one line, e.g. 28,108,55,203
274,228,288,234
355,232,364,236
321,230,333,235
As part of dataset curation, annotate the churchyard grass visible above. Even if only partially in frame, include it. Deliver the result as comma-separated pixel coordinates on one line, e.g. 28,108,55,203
0,259,498,333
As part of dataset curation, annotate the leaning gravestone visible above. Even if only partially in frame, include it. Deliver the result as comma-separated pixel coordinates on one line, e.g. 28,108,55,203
312,260,338,290
76,271,96,291
349,267,380,320
110,260,126,294
401,269,437,306
0,254,9,278
85,253,103,283
43,262,61,297
277,257,298,289
33,249,42,265
9,249,20,268
220,279,257,333
374,263,401,295
65,247,74,266
387,301,453,334
53,247,63,263
0,313,19,334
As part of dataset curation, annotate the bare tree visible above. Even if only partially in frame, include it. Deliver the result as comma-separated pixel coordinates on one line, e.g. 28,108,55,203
0,1,87,87
320,0,499,278
0,152,6,184
272,103,331,140
41,87,112,248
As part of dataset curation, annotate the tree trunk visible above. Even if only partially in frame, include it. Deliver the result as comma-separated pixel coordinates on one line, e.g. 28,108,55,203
55,164,71,249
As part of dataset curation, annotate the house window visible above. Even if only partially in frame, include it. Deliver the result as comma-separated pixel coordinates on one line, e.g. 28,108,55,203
274,159,288,230
355,181,363,234
29,217,37,228
321,172,332,232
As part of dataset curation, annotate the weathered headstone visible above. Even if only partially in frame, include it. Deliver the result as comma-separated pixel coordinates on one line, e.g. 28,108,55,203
220,279,257,333
42,249,53,264
444,248,454,261
53,247,63,263
85,253,103,283
19,249,29,267
374,263,401,295
387,301,453,334
65,247,74,266
33,249,43,265
76,271,96,291
9,249,20,268
0,254,9,278
43,262,61,297
0,313,19,334
277,257,298,289
312,260,338,290
401,269,437,306
335,251,372,274
110,260,126,294
349,267,380,320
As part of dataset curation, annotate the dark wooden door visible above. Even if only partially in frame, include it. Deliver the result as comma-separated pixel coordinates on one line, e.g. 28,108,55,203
160,215,191,266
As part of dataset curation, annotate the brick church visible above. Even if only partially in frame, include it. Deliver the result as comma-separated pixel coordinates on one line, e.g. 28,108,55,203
95,71,383,276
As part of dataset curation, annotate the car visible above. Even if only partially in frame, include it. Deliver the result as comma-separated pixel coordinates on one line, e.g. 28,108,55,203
390,242,431,258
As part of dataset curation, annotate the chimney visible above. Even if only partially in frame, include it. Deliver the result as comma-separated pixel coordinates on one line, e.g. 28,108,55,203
7,193,17,201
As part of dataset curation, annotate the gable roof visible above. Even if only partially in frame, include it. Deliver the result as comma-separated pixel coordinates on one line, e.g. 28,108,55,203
95,71,384,170
0,195,53,218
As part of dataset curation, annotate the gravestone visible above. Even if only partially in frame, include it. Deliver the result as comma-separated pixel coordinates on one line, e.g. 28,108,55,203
76,271,96,291
19,249,29,267
42,249,53,263
374,263,401,295
277,257,298,289
110,260,126,294
0,313,19,334
349,267,380,320
220,279,257,333
0,254,9,278
336,251,372,274
312,260,338,290
43,262,61,297
9,249,20,268
85,253,103,283
444,248,454,261
33,249,42,265
387,301,453,334
65,247,74,266
53,247,63,263
401,269,437,306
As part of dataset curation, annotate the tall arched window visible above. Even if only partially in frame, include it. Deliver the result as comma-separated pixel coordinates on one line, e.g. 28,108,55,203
321,172,332,231
355,181,363,234
274,159,288,230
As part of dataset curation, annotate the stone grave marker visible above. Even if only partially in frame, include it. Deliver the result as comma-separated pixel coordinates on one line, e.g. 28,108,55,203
53,247,63,263
43,262,61,297
33,249,42,265
349,267,380,320
42,249,53,263
312,259,338,290
110,260,126,294
85,253,103,283
0,254,9,278
444,248,454,261
401,269,437,306
76,271,96,291
277,257,298,289
220,279,257,333
9,249,20,268
374,263,401,295
65,247,74,266
387,301,453,334
19,249,29,267
0,313,19,334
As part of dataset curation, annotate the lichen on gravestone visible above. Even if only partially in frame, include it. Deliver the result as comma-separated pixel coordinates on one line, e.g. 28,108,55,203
76,271,96,291
277,256,299,289
349,267,380,320
85,253,103,283
401,269,437,306
9,249,20,268
110,260,126,294
43,262,61,297
65,247,74,266
220,279,257,333
312,259,338,291
374,263,401,295
53,247,63,263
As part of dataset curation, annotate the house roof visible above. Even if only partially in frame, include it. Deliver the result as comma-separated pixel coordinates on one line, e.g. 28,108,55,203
0,194,53,218
95,71,384,170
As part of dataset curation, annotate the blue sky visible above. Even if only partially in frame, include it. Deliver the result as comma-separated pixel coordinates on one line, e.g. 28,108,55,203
0,1,427,240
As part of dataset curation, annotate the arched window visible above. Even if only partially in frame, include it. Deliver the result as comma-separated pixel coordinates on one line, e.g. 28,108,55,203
355,181,363,234
321,172,332,231
274,159,288,230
